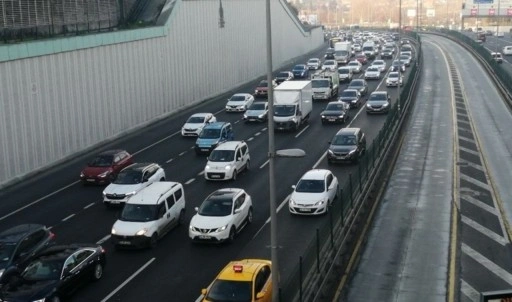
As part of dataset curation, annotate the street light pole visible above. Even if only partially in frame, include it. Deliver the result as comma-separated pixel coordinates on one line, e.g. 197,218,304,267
265,0,279,299
398,0,401,114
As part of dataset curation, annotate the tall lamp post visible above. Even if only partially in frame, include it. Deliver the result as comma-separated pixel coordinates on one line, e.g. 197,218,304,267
398,0,401,113
265,1,306,301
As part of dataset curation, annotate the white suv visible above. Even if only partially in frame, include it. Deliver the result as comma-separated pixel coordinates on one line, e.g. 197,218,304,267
102,163,166,206
204,141,250,181
189,188,252,243
289,169,339,215
111,182,186,249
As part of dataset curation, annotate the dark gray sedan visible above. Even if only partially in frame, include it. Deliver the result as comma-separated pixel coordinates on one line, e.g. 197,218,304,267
320,102,350,124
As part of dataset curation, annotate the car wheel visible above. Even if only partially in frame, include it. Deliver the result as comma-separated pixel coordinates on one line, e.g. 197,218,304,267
246,207,253,224
92,263,104,281
228,227,236,243
149,233,158,249
232,170,237,181
178,209,186,225
245,160,250,171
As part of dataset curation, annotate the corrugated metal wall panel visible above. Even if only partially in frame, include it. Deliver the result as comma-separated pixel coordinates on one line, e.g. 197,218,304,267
0,0,324,187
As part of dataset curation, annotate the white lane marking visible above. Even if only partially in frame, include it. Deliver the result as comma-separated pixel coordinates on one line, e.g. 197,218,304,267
313,152,327,169
458,135,475,143
48,226,53,230
462,243,512,285
0,181,79,222
165,158,174,163
295,125,310,138
179,151,186,156
84,203,95,209
458,159,485,172
247,137,254,141
197,171,205,176
461,280,480,302
259,160,269,169
262,127,267,131
234,120,240,124
185,178,195,185
459,146,480,156
97,234,111,245
461,215,508,246
62,214,75,222
460,174,491,190
255,132,261,136
101,258,156,302
133,131,181,156
253,195,291,239
460,194,498,216
190,146,195,149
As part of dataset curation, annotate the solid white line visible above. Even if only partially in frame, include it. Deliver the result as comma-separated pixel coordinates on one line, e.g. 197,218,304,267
462,243,512,285
101,258,156,302
253,195,291,240
0,181,79,222
197,171,205,176
461,280,480,302
255,132,261,136
295,125,310,138
179,151,186,156
62,214,75,222
259,160,269,169
247,137,254,141
165,158,174,163
461,215,508,246
313,152,327,169
185,178,195,185
97,234,111,245
84,203,95,209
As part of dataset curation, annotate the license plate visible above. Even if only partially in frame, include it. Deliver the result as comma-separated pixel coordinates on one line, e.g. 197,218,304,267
328,118,335,121
118,241,131,245
299,208,311,212
201,149,209,152
86,179,95,182
249,119,256,121
210,175,220,178
199,235,211,239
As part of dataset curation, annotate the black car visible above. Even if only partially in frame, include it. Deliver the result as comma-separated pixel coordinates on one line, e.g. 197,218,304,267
347,79,368,95
390,60,406,72
381,49,393,59
274,71,294,84
1,244,106,301
0,224,55,283
327,128,366,164
338,89,362,108
292,64,309,79
366,91,391,114
320,102,350,124
324,48,335,60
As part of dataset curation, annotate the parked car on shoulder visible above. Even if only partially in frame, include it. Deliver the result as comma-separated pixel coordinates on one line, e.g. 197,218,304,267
80,150,133,185
102,163,166,206
181,113,217,137
491,52,503,63
327,127,366,164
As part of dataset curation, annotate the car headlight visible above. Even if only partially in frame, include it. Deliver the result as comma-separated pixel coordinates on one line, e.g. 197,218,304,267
80,172,84,178
243,114,248,119
136,229,147,236
328,149,334,155
111,227,117,235
225,165,232,170
291,117,297,123
348,149,357,155
255,90,259,94
98,170,111,178
214,225,228,233
102,191,107,197
32,299,45,302
321,115,326,118
237,105,245,109
338,114,344,118
351,100,357,103
382,103,389,107
258,114,265,118
366,103,372,108
125,191,137,197
314,199,326,206
289,198,297,205
205,165,211,170
0,269,5,278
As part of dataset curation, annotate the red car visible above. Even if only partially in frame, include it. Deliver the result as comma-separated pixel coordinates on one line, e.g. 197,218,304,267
80,149,133,185
355,53,368,65
254,80,277,98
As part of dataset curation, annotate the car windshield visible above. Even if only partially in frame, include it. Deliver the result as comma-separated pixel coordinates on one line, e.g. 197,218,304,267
400,55,409,60
112,169,143,184
373,61,384,66
209,150,235,162
388,73,399,79
0,243,16,265
349,81,363,88
120,204,158,222
206,279,252,302
341,90,356,97
89,155,113,167
370,93,387,101
392,61,401,66
22,259,62,281
293,65,305,71
277,72,289,78
367,67,379,72
348,62,358,66
308,59,319,63
249,103,266,110
198,198,233,217
199,128,221,139
363,46,373,51
325,103,345,111
258,81,268,87
295,179,325,193
325,61,335,65
229,95,246,102
312,79,329,88
332,134,357,146
274,105,296,117
187,116,205,124
339,69,349,74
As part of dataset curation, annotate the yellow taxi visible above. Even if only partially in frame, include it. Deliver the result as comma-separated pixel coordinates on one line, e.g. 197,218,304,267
201,259,272,302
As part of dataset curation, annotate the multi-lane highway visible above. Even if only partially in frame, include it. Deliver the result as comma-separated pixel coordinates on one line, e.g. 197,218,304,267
0,36,418,301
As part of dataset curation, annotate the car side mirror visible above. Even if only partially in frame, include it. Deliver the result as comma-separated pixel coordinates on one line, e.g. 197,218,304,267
237,157,242,161
291,185,296,189
194,207,199,212
234,208,242,214
201,289,207,295
256,292,265,299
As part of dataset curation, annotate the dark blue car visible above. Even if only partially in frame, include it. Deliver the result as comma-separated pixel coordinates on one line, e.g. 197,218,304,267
292,64,309,79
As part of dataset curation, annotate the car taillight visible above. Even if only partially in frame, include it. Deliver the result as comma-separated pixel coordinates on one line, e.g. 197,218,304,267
49,231,56,239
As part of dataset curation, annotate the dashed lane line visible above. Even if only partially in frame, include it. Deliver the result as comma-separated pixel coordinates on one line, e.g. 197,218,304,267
62,214,75,222
101,258,156,302
255,132,261,136
179,151,187,156
166,158,174,163
84,203,95,209
247,137,254,141
253,195,290,240
97,234,111,245
197,171,205,176
295,125,310,138
259,160,269,169
185,178,195,185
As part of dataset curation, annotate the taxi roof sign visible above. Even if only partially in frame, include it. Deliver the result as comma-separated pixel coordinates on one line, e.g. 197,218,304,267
233,264,243,273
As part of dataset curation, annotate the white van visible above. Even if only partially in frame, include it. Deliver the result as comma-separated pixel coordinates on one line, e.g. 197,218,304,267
111,182,186,249
204,141,250,181
502,46,512,55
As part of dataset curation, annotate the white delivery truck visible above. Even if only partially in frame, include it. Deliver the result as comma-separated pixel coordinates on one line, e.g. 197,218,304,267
311,70,339,101
273,81,313,131
334,41,352,65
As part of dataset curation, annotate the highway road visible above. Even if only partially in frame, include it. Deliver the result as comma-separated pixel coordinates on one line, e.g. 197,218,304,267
0,37,417,301
343,33,512,302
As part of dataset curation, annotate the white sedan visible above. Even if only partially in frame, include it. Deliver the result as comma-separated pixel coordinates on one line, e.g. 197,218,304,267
347,60,362,73
189,188,253,243
307,58,321,70
364,66,381,80
322,60,338,71
181,113,217,136
370,60,387,72
289,169,339,215
225,93,254,112
386,71,403,87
